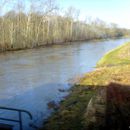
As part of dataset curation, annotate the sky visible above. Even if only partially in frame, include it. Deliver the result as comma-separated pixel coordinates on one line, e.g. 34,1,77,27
1,0,130,29
57,0,130,29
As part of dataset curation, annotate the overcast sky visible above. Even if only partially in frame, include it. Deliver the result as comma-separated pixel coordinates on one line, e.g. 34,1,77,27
57,0,130,29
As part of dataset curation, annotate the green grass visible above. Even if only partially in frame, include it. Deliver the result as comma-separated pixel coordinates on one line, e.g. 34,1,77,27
97,42,130,67
42,86,96,130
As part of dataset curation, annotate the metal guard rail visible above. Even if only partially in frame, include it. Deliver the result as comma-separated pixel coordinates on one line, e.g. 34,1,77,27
0,106,33,130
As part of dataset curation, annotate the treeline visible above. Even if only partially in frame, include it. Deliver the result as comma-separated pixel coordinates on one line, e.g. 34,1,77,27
0,0,129,51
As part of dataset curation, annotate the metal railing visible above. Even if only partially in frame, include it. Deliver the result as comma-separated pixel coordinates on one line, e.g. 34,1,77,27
0,106,33,130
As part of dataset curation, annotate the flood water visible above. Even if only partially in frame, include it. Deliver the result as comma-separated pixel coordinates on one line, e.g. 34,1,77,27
0,38,130,130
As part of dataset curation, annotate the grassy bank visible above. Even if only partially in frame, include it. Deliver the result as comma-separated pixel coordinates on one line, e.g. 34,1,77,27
42,86,96,130
97,42,130,67
42,42,130,130
80,42,130,86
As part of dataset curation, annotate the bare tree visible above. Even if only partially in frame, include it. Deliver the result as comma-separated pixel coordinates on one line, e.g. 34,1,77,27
0,0,128,51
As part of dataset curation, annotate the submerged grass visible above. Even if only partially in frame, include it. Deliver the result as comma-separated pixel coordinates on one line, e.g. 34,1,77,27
42,42,130,130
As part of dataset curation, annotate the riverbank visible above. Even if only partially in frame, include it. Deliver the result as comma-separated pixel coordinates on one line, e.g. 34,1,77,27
0,36,128,53
42,42,130,130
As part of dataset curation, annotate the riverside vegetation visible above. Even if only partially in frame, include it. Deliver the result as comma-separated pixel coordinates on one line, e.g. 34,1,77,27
42,42,130,130
0,0,130,52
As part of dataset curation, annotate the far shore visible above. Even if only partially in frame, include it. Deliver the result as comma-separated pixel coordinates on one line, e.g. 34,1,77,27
0,36,128,54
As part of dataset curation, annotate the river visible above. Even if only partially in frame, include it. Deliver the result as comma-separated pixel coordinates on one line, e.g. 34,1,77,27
0,38,130,130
